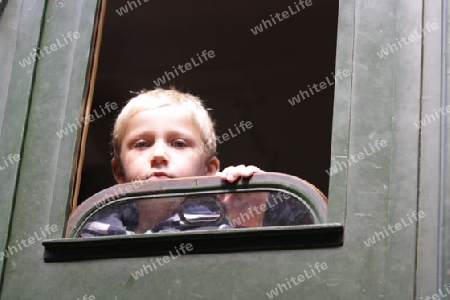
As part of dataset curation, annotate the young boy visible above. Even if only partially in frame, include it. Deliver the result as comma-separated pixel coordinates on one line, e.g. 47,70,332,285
110,87,258,187
80,88,313,237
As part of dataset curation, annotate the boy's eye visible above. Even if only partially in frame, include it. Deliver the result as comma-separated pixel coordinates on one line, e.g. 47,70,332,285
172,140,187,148
134,140,149,148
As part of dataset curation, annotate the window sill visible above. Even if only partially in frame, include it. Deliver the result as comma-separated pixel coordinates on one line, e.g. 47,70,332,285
43,223,343,262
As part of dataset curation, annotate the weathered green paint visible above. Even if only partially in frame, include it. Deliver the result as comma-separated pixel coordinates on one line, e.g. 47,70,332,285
441,0,450,292
329,0,422,298
0,0,46,288
0,0,447,299
0,0,98,298
364,0,421,298
327,0,354,226
417,0,443,298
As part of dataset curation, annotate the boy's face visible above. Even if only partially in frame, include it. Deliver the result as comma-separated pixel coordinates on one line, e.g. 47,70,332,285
112,106,219,183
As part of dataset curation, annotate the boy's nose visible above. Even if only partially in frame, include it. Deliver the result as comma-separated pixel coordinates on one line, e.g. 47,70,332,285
150,141,169,165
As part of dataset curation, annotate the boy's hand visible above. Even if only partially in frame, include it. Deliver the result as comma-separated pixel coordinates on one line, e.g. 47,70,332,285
216,165,263,183
220,192,269,227
216,165,267,227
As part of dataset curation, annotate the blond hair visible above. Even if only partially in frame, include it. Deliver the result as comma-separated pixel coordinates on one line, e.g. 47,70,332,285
112,88,217,159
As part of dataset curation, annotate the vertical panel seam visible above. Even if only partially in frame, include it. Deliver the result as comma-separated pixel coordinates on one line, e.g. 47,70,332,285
414,0,426,298
343,0,357,231
438,0,447,292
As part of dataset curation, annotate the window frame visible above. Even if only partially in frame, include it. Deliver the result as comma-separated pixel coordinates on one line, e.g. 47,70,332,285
43,0,347,261
44,172,341,262
67,172,328,238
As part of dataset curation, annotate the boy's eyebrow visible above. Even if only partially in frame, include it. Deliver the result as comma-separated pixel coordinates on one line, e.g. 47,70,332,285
125,129,200,140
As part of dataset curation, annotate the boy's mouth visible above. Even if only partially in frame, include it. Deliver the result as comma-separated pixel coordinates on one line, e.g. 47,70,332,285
146,172,171,180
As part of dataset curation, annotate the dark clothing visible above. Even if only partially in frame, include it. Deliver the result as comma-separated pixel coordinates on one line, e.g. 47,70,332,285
79,203,139,237
263,193,315,226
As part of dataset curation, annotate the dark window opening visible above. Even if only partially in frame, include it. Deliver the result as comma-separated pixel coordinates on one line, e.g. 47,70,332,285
78,0,339,205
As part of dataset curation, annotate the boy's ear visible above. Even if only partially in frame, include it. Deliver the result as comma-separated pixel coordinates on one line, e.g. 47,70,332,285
111,157,126,183
205,156,220,176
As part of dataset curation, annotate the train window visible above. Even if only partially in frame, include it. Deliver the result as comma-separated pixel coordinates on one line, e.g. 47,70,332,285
76,191,317,236
48,0,343,261
45,173,341,261
74,0,339,215
67,173,327,238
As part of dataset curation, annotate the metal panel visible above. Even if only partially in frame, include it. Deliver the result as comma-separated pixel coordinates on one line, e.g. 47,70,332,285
332,0,422,298
416,0,443,298
327,0,354,225
415,1,444,299
0,0,442,299
440,0,450,294
0,0,46,290
0,0,98,299
381,0,423,298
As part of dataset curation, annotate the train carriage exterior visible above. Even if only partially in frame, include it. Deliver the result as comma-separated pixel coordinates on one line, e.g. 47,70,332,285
0,0,448,299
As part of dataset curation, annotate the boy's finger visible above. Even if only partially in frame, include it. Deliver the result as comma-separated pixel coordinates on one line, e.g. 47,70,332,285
226,174,235,181
241,166,262,177
216,171,237,182
217,165,264,182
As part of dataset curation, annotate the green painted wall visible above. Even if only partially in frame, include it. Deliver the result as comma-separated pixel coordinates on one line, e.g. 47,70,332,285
0,0,445,299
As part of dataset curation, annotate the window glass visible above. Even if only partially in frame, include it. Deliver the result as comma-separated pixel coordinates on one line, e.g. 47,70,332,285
73,189,325,238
